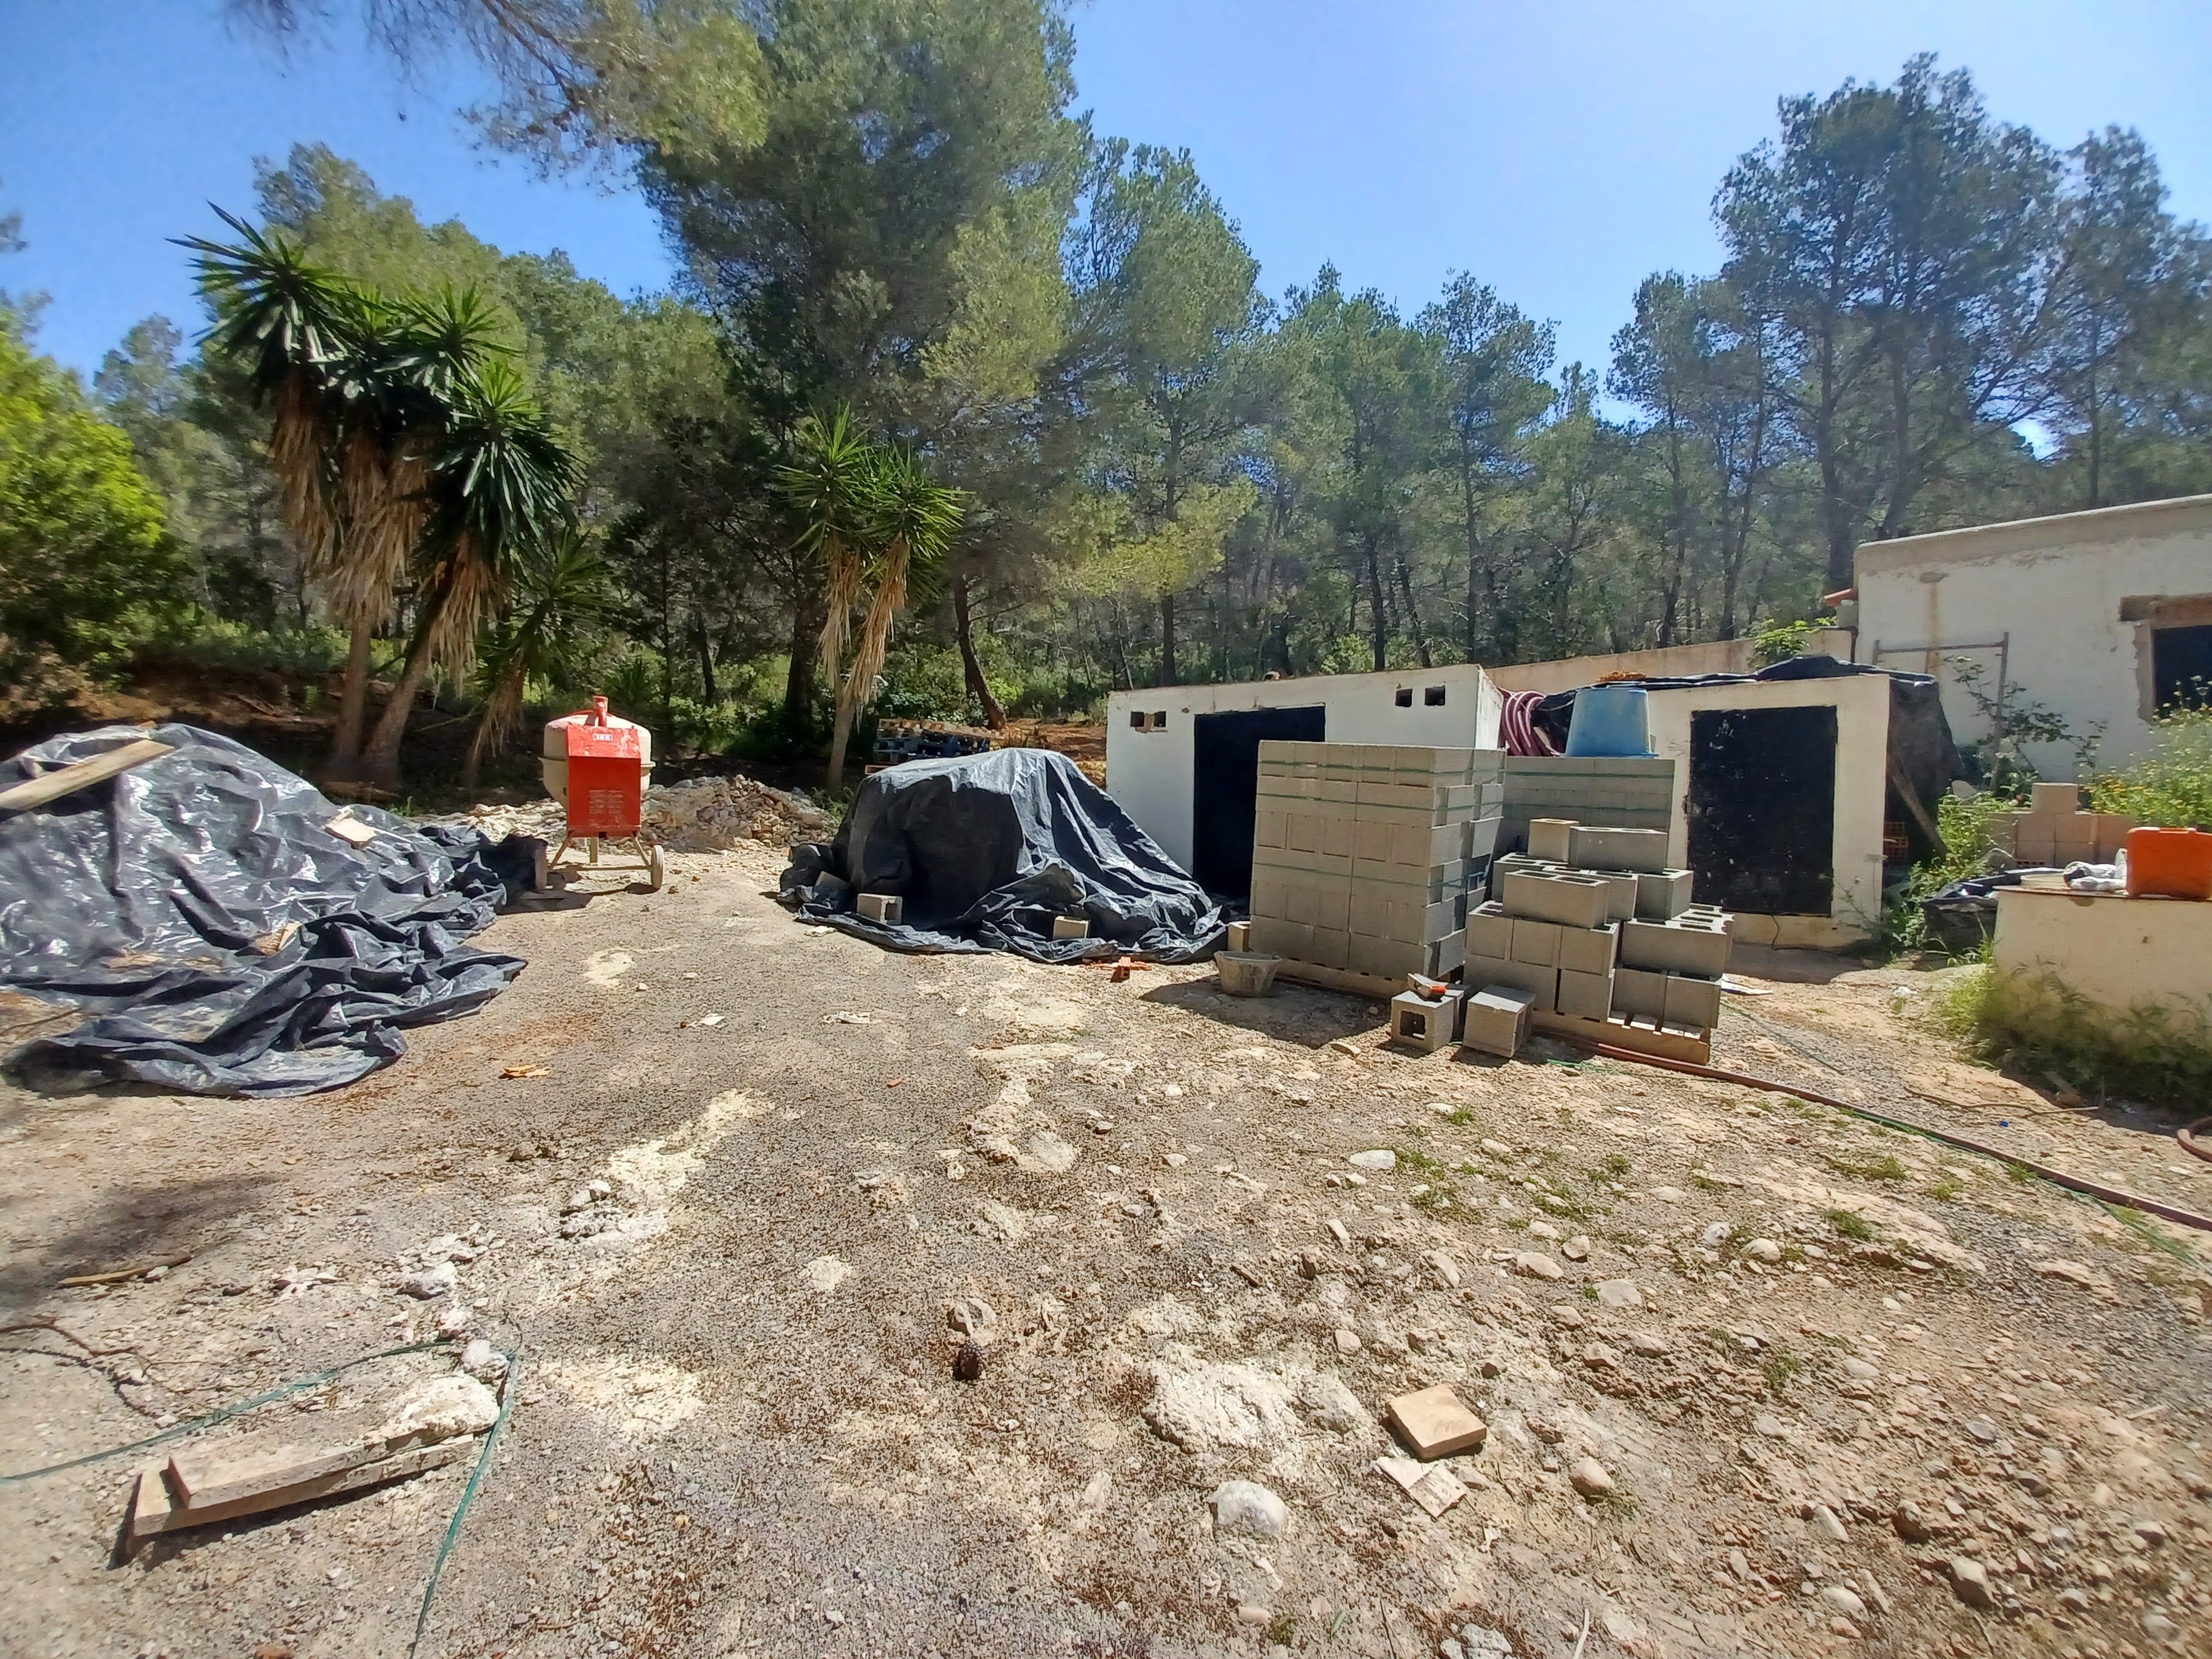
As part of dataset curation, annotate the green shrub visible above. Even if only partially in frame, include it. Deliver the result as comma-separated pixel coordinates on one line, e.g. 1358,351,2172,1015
2090,705,2212,830
1937,964,2212,1104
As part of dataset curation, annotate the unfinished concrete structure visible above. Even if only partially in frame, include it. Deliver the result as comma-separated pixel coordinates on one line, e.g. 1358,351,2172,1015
1847,493,2212,772
1105,666,1502,899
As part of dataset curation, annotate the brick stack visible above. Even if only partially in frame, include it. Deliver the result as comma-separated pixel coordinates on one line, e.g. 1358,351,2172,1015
1986,782,2132,867
1500,756,1674,855
1249,742,1504,984
1461,820,1732,1044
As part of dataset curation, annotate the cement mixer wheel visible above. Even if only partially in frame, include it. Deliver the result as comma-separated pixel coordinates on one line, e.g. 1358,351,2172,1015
647,844,665,892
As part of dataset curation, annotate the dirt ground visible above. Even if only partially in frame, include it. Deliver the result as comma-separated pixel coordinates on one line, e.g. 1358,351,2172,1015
4,841,2210,1659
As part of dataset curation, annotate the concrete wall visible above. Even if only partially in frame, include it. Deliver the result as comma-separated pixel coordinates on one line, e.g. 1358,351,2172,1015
1853,494,2212,773
1105,666,1502,874
1994,888,2212,1018
1486,638,1754,697
1642,672,1893,949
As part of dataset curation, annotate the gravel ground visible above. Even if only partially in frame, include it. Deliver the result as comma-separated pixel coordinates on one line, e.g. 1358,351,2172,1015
4,841,2210,1659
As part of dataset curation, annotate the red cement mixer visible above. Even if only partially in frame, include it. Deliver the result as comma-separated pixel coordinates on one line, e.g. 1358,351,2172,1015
539,696,663,891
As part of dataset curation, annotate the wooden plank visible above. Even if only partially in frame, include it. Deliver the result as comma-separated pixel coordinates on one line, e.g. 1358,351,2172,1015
1531,1007,1711,1065
325,813,378,846
167,1439,384,1511
127,1438,473,1546
0,739,173,813
1270,958,1401,1002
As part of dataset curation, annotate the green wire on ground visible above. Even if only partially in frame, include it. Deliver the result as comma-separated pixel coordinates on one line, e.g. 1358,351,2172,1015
0,1340,452,1486
410,1343,522,1659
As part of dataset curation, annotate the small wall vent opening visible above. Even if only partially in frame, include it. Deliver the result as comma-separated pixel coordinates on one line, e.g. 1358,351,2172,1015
1424,685,1447,706
1393,687,1412,708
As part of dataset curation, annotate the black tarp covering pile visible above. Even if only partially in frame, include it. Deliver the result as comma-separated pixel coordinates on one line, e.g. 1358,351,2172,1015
1530,655,1966,864
780,747,1225,962
0,724,535,1096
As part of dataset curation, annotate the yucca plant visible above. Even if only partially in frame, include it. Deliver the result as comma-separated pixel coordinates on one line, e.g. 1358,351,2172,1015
462,528,615,790
358,358,581,787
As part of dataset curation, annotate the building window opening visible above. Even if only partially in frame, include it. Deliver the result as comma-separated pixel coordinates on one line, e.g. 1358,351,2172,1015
1393,687,1412,708
2152,623,2212,710
1129,710,1147,730
1151,711,1168,729
1424,685,1447,706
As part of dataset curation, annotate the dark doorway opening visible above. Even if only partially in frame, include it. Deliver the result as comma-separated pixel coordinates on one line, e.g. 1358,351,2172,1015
1191,705,1326,899
1686,704,1837,914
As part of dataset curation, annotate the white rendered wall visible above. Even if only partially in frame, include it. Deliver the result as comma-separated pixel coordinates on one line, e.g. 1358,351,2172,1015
1995,888,2212,1018
1105,665,1501,874
1854,495,2212,773
1487,638,1753,697
1643,674,1893,949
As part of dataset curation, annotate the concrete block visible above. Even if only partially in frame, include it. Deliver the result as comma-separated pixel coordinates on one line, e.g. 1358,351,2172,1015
1465,815,1502,860
2013,826,2058,867
1462,953,1556,1011
2030,781,2081,816
1225,920,1251,952
1250,874,1288,920
1557,921,1618,976
1634,869,1694,920
1611,965,1668,1019
1287,880,1351,933
1528,818,1576,861
1389,989,1463,1052
1566,825,1671,874
1583,868,1637,922
1620,916,1732,977
1248,918,1311,961
856,893,903,924
1425,930,1465,979
1322,813,1355,859
2093,813,2135,861
1664,972,1723,1030
1052,915,1090,941
1253,809,1286,850
1458,986,1534,1059
1509,916,1561,967
1308,926,1350,969
1351,935,1422,980
1557,966,1614,1021
1498,869,1610,930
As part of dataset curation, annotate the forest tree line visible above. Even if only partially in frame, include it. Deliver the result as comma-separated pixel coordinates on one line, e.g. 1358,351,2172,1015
7,1,2211,774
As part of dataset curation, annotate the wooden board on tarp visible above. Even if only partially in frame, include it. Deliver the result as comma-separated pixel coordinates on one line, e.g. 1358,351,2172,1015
0,739,173,813
1532,1007,1711,1065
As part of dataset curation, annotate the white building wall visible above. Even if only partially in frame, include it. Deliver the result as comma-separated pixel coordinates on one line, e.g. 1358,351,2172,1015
1486,638,1753,696
1853,495,2212,774
1106,665,1501,874
1643,673,1893,949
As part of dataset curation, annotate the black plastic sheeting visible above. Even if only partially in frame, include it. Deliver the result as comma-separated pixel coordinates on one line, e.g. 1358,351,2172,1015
1532,656,1965,864
780,747,1225,962
0,724,537,1097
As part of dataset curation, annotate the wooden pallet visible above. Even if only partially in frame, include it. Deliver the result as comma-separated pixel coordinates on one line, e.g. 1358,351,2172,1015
1531,1008,1710,1065
1271,958,1403,1002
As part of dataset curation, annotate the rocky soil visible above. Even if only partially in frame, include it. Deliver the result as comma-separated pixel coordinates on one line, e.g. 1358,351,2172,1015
3,840,2209,1659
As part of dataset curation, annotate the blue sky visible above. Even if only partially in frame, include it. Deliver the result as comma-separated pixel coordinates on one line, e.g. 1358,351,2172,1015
6,1,2211,382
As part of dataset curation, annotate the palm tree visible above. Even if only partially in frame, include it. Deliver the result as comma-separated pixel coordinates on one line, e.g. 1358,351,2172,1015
779,409,966,788
462,528,613,790
357,359,581,788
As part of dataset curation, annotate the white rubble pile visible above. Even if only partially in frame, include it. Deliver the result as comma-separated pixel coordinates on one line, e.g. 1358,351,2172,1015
638,775,831,852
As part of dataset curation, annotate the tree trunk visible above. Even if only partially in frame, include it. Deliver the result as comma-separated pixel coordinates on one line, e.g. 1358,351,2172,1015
824,671,859,792
358,582,457,789
783,585,823,724
695,610,717,706
1364,536,1389,671
1159,590,1178,687
953,575,1006,728
327,618,376,779
1395,545,1432,668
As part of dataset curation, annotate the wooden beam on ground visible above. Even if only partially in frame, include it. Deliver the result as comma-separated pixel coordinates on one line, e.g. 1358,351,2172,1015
0,739,173,813
125,1438,474,1548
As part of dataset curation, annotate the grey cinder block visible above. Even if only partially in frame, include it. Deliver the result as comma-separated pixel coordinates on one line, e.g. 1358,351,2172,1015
1390,988,1464,1052
1458,985,1534,1059
1611,965,1668,1019
1557,921,1618,977
1634,869,1694,920
1620,916,1732,978
1462,953,1557,1012
1498,869,1610,931
1557,966,1614,1021
1527,817,1576,861
1664,972,1723,1031
1052,915,1090,941
1509,916,1561,967
1566,825,1671,874
857,892,904,924
1466,899,1512,962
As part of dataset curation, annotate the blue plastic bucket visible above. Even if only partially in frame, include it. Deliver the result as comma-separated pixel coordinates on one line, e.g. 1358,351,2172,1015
1563,684,1654,758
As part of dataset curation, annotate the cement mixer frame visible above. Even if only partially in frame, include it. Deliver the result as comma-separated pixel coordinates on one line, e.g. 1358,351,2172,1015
537,696,666,893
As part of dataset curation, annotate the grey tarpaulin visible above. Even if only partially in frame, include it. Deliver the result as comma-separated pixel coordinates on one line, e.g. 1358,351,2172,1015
0,724,533,1097
779,747,1225,962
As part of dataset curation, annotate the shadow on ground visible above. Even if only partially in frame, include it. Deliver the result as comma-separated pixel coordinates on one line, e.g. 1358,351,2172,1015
1139,977,1380,1046
0,1173,267,1316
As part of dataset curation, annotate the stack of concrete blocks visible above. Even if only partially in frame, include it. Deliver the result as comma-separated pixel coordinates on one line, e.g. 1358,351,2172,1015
1462,820,1732,1040
1500,755,1675,856
1248,741,1504,983
1986,782,2133,867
